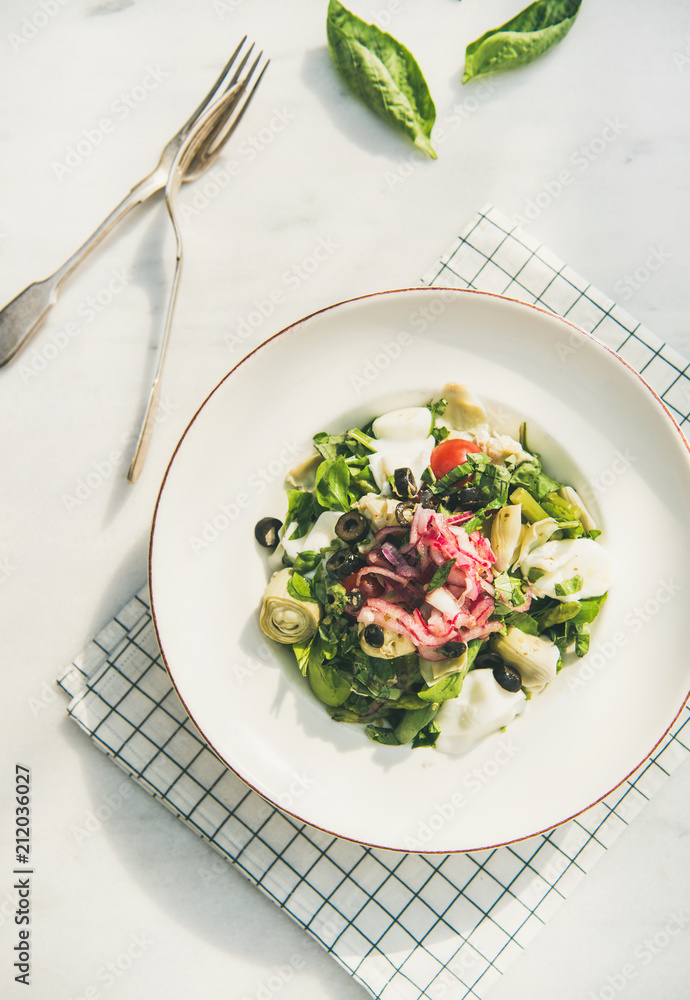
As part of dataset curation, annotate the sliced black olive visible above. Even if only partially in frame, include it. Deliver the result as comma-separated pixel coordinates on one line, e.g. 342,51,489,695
492,661,522,693
325,548,362,580
395,501,416,526
335,510,369,544
454,486,483,511
254,516,282,549
345,590,365,615
363,624,385,648
393,467,417,500
418,485,440,509
440,640,467,659
474,650,504,671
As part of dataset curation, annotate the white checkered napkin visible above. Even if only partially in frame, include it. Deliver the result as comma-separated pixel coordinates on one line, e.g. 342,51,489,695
58,207,690,1000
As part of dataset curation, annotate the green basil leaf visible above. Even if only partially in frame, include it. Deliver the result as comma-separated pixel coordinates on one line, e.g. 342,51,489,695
287,571,318,604
427,558,456,592
503,610,541,635
315,456,351,512
327,0,437,158
284,489,316,540
555,574,583,597
463,0,583,84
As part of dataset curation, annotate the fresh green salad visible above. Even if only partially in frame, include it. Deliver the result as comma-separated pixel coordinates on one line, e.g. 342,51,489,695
256,384,613,755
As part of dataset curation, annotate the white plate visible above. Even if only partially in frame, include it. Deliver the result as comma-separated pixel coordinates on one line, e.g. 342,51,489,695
149,288,690,853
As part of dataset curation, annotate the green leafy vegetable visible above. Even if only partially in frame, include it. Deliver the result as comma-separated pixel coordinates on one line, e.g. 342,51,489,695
463,0,583,84
292,637,313,677
427,558,456,592
366,725,401,746
503,610,541,635
293,550,322,574
509,456,563,500
417,670,465,704
287,571,318,603
315,456,351,512
555,574,583,597
411,721,440,748
306,636,351,707
393,704,438,745
284,489,318,540
326,0,437,158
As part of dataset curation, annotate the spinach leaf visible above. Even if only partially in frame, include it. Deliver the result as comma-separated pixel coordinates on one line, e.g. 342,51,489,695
366,725,401,746
417,669,465,704
509,456,562,500
314,456,351,512
463,0,583,84
532,598,581,628
393,704,438,745
287,571,318,604
571,593,607,625
284,489,318,540
327,0,437,158
411,720,440,748
306,636,351,707
427,558,456,592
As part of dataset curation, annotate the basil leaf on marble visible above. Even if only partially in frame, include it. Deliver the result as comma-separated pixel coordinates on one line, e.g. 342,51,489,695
327,0,437,158
463,0,583,84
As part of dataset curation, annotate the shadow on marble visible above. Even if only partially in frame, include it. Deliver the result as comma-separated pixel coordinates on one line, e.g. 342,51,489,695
300,46,422,161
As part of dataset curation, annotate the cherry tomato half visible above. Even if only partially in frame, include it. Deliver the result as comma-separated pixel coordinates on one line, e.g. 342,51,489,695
430,438,483,479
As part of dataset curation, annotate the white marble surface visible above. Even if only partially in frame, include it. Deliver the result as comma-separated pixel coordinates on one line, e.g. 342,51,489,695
1,0,689,998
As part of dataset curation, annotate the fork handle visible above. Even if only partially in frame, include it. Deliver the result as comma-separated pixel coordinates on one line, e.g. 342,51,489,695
0,171,162,369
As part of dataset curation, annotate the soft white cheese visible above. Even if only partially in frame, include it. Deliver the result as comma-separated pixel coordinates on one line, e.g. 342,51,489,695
519,537,614,601
371,407,432,441
366,407,435,493
435,669,526,755
281,510,342,561
369,438,435,493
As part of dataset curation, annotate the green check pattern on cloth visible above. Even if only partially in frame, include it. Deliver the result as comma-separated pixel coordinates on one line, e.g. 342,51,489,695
58,207,690,1000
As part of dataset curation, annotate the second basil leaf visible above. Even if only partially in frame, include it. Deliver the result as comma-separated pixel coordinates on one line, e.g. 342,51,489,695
463,0,583,84
327,0,437,158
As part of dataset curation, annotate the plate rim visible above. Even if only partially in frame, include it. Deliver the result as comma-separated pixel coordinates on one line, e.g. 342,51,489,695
148,286,690,853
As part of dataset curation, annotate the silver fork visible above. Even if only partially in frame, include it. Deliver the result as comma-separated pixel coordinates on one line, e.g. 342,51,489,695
125,60,268,483
0,40,265,369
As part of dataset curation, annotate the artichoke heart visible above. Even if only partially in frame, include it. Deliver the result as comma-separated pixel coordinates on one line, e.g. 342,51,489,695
438,382,489,432
492,627,559,694
419,648,467,686
259,568,321,644
491,503,523,572
358,624,416,659
286,453,322,489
